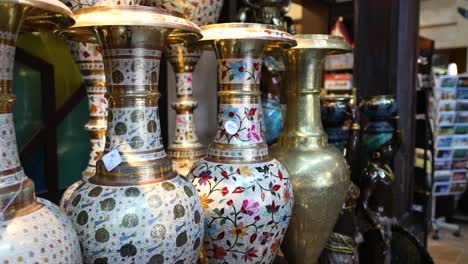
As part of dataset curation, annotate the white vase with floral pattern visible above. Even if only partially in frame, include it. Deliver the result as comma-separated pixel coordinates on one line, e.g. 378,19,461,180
188,23,296,264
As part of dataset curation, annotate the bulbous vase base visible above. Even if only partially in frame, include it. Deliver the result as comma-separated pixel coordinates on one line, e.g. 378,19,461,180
60,179,85,210
270,144,349,264
0,198,82,263
65,175,204,263
189,158,293,264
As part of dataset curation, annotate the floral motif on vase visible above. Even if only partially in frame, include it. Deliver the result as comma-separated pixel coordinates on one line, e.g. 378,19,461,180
190,159,293,263
218,59,262,85
214,103,264,145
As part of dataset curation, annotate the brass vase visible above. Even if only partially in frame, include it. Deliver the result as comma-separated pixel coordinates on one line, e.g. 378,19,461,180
188,23,296,263
147,0,224,176
0,0,82,262
270,34,351,263
62,6,204,263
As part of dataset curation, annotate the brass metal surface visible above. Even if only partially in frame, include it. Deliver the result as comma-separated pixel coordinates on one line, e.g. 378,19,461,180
65,5,201,44
270,34,351,263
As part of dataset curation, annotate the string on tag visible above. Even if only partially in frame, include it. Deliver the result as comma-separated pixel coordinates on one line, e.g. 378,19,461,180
0,177,24,222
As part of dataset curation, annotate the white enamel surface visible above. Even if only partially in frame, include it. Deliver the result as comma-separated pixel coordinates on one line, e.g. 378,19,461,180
65,175,204,263
0,198,82,263
190,158,294,263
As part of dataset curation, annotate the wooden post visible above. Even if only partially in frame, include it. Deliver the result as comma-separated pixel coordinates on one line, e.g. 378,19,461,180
354,0,420,218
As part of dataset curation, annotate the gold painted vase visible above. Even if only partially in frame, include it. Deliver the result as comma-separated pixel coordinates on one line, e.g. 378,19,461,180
0,0,82,262
146,0,224,176
269,34,351,263
188,23,296,263
62,6,204,263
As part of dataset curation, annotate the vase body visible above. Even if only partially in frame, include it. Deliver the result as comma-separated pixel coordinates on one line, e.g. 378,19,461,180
63,7,204,263
0,1,81,263
188,24,296,264
319,93,362,264
59,40,108,209
147,0,224,176
270,34,351,264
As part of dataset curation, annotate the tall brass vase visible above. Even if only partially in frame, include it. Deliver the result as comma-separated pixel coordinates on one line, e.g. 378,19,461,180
188,23,296,264
62,6,204,263
270,34,351,263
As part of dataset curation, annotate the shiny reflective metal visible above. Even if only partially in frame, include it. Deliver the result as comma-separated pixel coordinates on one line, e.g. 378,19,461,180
0,0,81,262
270,34,352,263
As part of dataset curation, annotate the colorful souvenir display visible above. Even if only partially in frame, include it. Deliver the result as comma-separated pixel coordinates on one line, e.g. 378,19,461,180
270,35,351,263
188,23,296,263
62,6,205,263
0,0,81,262
147,0,224,176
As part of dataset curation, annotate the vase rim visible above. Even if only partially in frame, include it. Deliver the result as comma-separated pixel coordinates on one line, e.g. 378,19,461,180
364,94,396,101
67,5,201,41
292,34,352,54
2,0,74,31
199,22,296,47
320,94,352,101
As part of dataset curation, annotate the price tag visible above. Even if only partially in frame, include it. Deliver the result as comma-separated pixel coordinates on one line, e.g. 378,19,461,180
224,120,238,135
102,149,122,171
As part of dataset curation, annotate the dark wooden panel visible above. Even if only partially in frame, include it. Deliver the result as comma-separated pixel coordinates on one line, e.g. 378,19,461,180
354,0,420,218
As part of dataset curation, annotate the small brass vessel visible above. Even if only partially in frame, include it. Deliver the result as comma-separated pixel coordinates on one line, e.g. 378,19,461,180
270,34,351,263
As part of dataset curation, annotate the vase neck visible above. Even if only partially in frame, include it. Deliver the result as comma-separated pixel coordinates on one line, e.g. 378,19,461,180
0,5,42,219
207,39,269,162
66,41,108,179
165,44,205,160
171,72,200,145
279,49,327,149
93,26,174,185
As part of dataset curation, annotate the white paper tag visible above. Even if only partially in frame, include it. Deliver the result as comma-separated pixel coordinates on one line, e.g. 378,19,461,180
224,120,238,135
102,149,122,171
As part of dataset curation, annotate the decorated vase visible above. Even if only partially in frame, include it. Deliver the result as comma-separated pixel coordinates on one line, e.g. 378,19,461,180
0,0,81,262
58,0,153,210
59,39,108,210
320,95,352,151
145,0,224,176
188,23,296,264
62,6,204,263
270,35,351,263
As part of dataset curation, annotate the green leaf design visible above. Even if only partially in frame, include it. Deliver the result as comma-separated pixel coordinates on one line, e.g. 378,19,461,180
229,74,235,81
213,208,221,216
220,218,226,226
